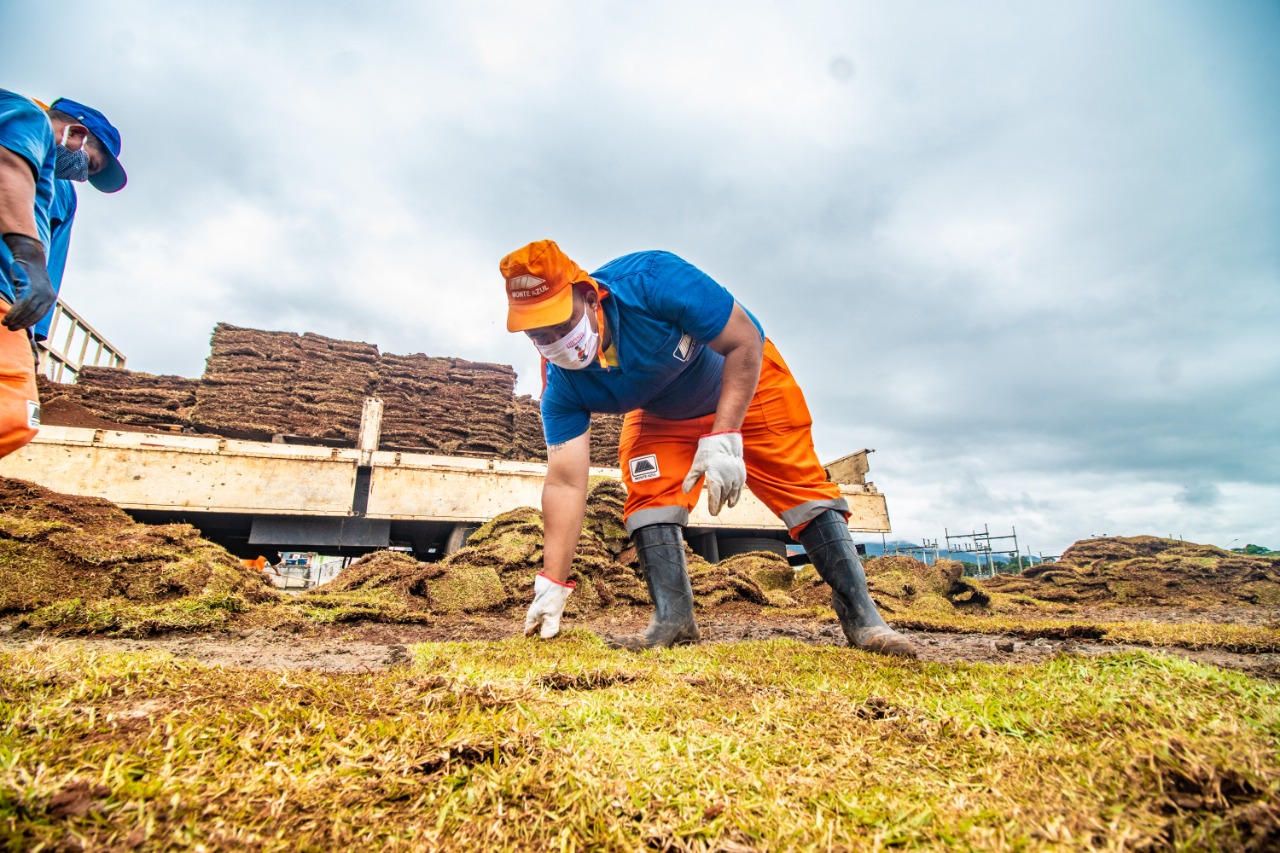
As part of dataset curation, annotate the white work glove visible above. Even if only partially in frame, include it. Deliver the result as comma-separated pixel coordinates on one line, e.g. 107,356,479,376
681,430,746,516
524,572,575,639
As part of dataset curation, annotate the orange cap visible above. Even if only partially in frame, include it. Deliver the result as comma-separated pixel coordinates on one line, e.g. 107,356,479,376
500,240,595,332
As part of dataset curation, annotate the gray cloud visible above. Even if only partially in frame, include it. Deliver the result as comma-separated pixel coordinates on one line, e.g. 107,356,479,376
5,0,1277,553
1175,483,1223,509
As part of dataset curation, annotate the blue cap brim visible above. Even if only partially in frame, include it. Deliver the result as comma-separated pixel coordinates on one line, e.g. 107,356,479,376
89,155,126,193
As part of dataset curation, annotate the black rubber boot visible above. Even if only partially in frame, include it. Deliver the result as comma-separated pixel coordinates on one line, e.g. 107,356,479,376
609,524,701,650
799,510,918,658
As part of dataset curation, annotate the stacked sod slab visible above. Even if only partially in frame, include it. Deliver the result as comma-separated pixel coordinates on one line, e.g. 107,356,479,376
23,322,1280,637
37,370,198,432
982,535,1280,609
40,323,625,464
54,367,198,427
587,412,624,467
3,470,1280,637
190,327,379,442
0,477,278,634
510,394,547,462
376,354,518,455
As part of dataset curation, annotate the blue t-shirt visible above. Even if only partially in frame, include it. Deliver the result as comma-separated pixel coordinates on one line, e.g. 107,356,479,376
34,180,78,341
540,251,764,445
0,90,56,305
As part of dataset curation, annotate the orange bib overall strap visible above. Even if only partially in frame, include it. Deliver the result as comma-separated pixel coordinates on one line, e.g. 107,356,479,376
618,338,848,538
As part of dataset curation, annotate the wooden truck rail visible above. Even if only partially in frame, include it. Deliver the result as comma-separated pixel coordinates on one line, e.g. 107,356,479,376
0,420,890,561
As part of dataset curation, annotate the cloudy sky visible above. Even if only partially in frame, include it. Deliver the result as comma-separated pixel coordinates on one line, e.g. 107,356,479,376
5,0,1277,555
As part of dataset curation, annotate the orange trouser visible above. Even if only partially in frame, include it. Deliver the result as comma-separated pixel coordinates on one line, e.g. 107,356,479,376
618,338,847,538
0,300,39,459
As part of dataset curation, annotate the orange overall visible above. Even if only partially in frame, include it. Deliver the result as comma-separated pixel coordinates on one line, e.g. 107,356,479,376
0,300,40,459
619,339,846,538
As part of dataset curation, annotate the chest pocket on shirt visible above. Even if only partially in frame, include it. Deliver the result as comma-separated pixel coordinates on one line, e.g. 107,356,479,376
641,329,701,384
751,342,814,434
671,332,696,363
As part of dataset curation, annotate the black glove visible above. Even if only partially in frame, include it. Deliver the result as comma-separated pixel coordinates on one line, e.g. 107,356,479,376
3,233,57,331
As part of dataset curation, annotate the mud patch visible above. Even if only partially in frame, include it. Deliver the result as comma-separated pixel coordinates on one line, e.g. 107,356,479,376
535,669,638,691
4,614,1277,678
42,779,112,820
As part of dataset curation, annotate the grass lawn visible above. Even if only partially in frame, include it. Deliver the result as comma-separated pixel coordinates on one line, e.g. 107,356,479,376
3,633,1278,851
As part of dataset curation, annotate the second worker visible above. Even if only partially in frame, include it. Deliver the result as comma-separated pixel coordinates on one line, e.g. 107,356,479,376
501,240,916,657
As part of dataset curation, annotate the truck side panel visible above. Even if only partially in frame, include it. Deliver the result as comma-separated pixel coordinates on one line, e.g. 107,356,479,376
0,426,891,532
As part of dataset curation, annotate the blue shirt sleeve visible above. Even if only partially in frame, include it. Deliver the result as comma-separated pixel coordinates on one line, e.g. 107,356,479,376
639,251,760,343
540,370,592,446
0,92,53,182
0,91,56,304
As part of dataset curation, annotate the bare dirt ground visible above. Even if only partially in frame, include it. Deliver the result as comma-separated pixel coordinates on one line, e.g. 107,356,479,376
4,610,1277,680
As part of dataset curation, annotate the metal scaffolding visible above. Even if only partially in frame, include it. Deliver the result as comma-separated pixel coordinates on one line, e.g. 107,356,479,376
886,537,940,565
944,525,1021,578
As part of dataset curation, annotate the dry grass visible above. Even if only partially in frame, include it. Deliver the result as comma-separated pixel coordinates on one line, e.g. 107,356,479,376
983,537,1280,608
5,474,1280,670
1,636,1277,851
883,607,1280,654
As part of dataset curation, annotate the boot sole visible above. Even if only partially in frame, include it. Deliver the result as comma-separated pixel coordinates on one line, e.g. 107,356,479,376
606,632,701,651
847,626,919,659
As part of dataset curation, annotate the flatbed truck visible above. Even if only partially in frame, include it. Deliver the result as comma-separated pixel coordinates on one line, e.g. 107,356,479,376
1,403,890,563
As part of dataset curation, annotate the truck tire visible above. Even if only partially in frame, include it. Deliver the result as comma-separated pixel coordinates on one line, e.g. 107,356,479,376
444,523,479,555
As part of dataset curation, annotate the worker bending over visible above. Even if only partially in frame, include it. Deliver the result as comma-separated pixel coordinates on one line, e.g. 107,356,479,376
33,97,129,346
0,91,128,459
0,90,57,458
501,240,916,657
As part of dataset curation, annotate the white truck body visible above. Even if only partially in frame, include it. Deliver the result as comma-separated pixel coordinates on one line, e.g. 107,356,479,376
1,424,890,558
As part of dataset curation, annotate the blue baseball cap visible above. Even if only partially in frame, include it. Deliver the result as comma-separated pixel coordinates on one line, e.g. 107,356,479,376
49,97,127,193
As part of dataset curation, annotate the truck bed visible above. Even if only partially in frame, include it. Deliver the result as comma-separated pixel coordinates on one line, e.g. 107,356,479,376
0,425,890,558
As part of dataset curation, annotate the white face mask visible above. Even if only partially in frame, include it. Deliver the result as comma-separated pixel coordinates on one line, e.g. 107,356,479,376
535,310,599,370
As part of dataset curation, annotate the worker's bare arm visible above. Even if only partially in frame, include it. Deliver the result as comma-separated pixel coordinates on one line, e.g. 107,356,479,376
0,147,39,239
541,430,592,583
0,146,58,329
706,302,764,433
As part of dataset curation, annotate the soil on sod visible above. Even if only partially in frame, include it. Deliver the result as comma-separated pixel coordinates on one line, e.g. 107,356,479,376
37,322,629,465
983,535,1280,608
40,368,199,429
297,480,1002,623
0,477,278,635
2,475,1278,672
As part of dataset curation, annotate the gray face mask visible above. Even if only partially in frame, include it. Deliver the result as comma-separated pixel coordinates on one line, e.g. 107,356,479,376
54,127,90,182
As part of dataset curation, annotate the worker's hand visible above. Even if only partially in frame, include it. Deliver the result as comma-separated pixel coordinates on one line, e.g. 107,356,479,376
524,572,575,639
681,430,745,516
2,233,56,331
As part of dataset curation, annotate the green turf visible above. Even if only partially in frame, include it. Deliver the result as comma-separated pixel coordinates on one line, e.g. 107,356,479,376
2,635,1277,850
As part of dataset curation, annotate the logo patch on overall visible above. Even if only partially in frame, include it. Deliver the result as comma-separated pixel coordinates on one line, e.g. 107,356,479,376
673,333,694,362
628,454,660,482
26,401,39,428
